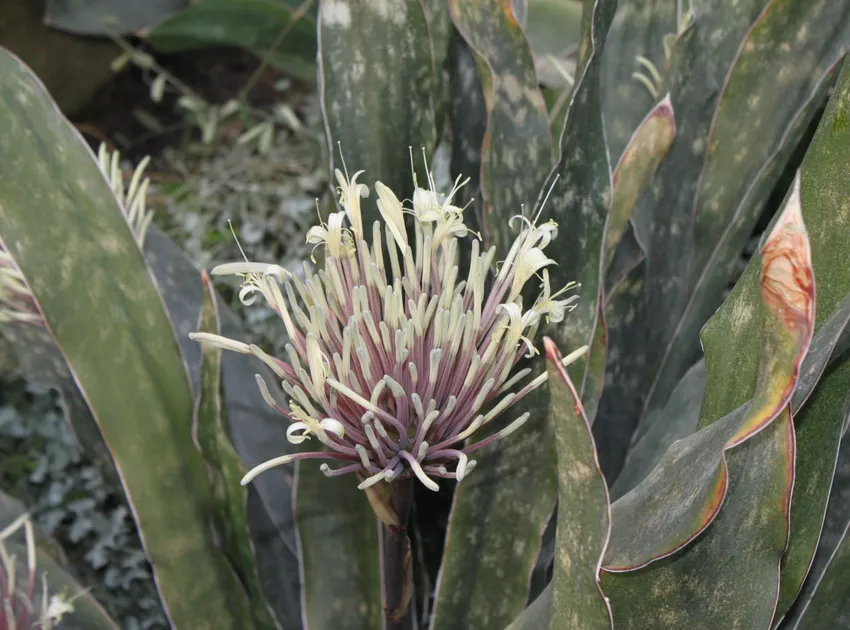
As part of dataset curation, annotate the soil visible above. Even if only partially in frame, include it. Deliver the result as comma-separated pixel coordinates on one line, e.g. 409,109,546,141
72,42,313,160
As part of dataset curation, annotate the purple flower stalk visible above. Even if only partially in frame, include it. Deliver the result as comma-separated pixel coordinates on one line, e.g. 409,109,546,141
191,167,583,491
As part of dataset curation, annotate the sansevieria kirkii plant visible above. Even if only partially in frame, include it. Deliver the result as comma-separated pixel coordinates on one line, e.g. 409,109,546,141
0,0,849,629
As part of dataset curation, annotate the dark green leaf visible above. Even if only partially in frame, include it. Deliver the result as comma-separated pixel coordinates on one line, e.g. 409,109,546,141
449,0,553,257
146,0,318,82
602,407,795,629
611,360,704,501
0,47,245,628
194,273,280,630
429,384,557,630
506,582,553,630
545,338,613,629
319,0,437,220
596,0,850,477
143,226,302,629
295,467,382,630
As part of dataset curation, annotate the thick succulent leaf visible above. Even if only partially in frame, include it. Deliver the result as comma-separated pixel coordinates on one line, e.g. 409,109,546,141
773,60,850,621
194,274,280,630
319,0,437,219
429,384,556,630
602,94,675,276
505,582,552,630
611,360,705,500
295,468,382,630
537,0,614,388
428,3,555,628
0,47,249,628
580,303,607,424
596,0,850,478
600,0,678,159
781,409,850,629
145,0,318,82
603,184,814,571
785,521,850,629
449,0,553,257
45,0,188,35
545,339,613,629
447,31,487,229
603,406,795,629
143,226,302,628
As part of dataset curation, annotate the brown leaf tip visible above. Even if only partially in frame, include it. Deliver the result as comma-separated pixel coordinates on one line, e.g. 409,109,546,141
201,270,211,287
760,172,814,335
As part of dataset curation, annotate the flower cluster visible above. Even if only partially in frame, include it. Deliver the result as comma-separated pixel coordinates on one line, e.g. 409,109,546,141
191,166,581,491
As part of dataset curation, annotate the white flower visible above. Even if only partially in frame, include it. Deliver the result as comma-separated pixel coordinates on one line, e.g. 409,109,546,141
192,163,582,492
334,168,369,235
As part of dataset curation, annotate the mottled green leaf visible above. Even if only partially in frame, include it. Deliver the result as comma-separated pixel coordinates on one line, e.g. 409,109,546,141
604,183,814,571
45,0,188,35
603,94,674,275
545,338,612,629
194,273,280,630
601,0,678,159
0,47,245,628
146,0,318,82
428,3,556,627
597,0,850,477
773,59,850,621
449,0,553,257
429,384,557,630
295,468,382,630
505,582,552,630
786,521,850,629
537,0,614,387
781,403,850,629
611,360,704,501
581,303,607,424
143,226,302,628
319,0,437,220
603,407,795,629
447,31,487,228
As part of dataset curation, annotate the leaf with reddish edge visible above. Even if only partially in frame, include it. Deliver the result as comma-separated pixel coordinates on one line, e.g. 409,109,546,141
448,0,553,257
781,393,850,629
581,300,607,423
545,338,613,630
611,360,705,501
602,94,675,277
595,0,850,479
602,175,814,572
194,272,279,630
319,0,437,224
0,46,249,629
587,94,675,421
602,406,795,629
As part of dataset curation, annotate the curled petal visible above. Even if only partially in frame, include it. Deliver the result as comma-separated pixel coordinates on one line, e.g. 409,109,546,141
512,247,556,297
375,182,407,249
320,418,345,439
335,169,370,236
286,422,312,444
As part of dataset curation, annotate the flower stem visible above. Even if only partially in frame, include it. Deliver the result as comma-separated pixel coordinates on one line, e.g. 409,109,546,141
383,476,415,630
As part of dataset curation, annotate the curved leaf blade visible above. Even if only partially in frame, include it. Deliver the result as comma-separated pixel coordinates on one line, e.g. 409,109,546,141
449,0,553,256
545,338,613,630
603,181,814,571
0,47,245,628
195,273,280,630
